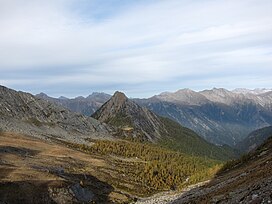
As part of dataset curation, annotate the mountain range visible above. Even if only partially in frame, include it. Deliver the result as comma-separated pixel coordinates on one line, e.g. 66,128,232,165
135,88,272,147
92,91,236,160
0,85,234,160
36,88,272,147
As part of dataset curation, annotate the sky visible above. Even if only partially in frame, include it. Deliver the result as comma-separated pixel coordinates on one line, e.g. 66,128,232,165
0,0,272,98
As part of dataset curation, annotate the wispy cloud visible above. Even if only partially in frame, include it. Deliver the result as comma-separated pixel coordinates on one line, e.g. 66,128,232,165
0,0,271,97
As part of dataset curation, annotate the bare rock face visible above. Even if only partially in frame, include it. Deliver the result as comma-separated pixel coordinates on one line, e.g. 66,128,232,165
0,85,111,143
93,91,128,122
92,91,164,142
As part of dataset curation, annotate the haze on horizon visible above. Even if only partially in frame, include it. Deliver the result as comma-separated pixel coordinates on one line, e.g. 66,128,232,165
0,0,271,98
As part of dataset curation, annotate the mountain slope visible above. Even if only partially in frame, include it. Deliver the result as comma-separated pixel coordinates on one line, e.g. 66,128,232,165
93,91,237,160
0,85,111,143
92,91,164,142
171,136,272,204
236,126,272,153
36,92,111,116
135,88,272,147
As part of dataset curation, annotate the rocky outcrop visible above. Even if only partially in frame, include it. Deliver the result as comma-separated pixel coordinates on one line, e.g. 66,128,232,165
92,91,164,142
0,85,111,143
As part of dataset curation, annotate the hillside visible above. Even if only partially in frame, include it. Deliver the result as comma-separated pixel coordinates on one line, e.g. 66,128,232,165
0,85,111,143
0,131,224,203
135,88,272,147
93,91,237,161
170,136,272,203
235,126,272,153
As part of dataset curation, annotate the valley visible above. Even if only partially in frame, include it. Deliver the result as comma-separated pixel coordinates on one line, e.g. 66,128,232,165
1,1,271,203
0,132,222,203
0,85,271,203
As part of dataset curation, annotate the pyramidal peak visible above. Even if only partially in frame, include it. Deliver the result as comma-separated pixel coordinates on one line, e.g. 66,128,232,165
92,90,164,141
91,91,131,124
109,91,129,107
112,91,127,100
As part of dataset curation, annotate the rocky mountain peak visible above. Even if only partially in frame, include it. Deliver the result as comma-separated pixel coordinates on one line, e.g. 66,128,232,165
211,87,230,94
86,92,111,99
175,88,194,94
92,91,164,142
36,92,49,99
75,96,85,100
111,91,128,104
91,91,130,124
58,96,68,100
156,88,208,105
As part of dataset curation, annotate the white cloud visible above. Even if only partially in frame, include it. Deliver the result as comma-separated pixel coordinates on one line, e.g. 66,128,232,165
0,0,271,97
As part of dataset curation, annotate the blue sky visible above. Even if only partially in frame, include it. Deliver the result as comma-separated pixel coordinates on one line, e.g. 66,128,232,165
0,0,272,98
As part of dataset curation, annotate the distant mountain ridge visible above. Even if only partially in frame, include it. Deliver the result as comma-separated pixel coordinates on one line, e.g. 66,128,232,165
232,88,272,95
134,88,272,147
36,92,111,116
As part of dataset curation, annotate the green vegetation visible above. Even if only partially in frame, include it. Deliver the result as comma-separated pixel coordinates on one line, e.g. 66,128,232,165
65,139,223,196
106,112,133,128
159,117,238,161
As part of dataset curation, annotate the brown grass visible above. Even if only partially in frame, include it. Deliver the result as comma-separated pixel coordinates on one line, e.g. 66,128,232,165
0,132,130,203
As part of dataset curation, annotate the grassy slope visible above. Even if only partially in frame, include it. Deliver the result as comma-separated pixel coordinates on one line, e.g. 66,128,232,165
172,136,272,203
159,117,238,161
